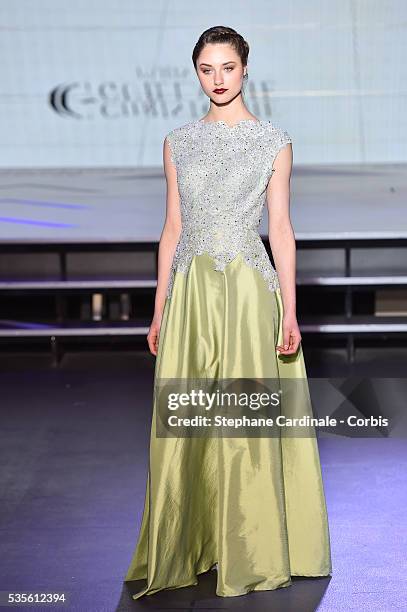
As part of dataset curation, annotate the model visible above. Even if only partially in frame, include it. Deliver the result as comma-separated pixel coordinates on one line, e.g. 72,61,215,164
124,25,332,599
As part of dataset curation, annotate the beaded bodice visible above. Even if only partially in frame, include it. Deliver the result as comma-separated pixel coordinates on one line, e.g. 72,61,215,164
165,118,292,299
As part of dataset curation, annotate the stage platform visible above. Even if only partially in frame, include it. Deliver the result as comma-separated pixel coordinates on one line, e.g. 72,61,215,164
0,164,406,243
0,165,406,363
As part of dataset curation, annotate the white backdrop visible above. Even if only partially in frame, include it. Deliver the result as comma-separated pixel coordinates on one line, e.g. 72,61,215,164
0,0,405,168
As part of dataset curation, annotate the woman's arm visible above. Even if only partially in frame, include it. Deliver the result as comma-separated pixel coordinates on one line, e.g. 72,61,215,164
147,137,182,355
153,137,182,316
266,143,302,356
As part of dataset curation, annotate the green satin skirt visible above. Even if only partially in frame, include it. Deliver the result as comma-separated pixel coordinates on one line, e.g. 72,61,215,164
124,252,332,598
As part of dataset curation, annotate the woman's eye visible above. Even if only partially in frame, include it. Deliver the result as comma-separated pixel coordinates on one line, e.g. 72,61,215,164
202,67,233,74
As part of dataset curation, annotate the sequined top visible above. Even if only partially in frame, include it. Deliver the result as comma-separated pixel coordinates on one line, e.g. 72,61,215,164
165,118,292,299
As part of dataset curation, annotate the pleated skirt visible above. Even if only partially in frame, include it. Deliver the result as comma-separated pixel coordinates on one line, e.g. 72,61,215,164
124,252,332,599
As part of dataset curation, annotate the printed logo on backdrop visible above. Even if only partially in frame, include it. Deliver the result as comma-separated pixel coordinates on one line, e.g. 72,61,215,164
48,74,277,120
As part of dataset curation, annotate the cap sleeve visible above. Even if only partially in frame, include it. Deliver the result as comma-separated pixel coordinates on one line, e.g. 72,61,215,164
267,125,292,179
275,127,292,153
165,130,178,167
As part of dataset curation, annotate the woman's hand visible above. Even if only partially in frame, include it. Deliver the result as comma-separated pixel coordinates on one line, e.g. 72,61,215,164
147,313,162,356
276,312,302,356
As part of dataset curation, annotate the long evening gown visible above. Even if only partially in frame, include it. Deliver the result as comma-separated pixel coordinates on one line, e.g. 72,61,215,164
124,118,332,599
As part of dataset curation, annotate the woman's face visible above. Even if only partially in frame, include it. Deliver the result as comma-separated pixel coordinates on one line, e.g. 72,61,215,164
196,43,245,103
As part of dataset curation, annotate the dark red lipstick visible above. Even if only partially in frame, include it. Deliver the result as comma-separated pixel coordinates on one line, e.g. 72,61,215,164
213,88,228,94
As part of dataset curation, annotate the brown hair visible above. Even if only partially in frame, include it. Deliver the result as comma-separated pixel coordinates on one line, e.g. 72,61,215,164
192,26,250,70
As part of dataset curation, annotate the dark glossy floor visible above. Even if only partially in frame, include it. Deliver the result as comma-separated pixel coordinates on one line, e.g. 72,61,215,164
0,347,406,611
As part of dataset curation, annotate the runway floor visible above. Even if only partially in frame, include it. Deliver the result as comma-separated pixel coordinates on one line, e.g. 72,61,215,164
0,164,406,243
0,347,406,611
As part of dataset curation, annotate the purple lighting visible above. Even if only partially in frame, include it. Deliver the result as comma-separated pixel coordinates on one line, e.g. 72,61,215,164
0,216,78,228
